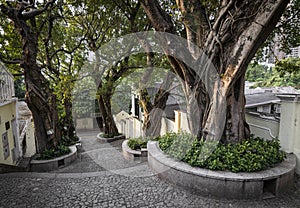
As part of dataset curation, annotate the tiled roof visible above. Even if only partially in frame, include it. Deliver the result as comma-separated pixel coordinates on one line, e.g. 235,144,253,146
245,92,280,107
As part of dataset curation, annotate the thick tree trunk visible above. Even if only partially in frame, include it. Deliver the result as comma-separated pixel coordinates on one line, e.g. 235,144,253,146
143,108,164,137
93,49,119,136
186,81,208,138
140,0,289,143
0,4,61,152
176,0,209,49
139,48,162,137
223,75,250,143
137,41,170,137
92,51,104,132
97,95,107,132
96,116,104,132
139,89,154,136
61,99,75,140
103,94,119,136
140,89,167,137
139,72,175,137
98,92,119,136
201,0,289,143
25,67,61,152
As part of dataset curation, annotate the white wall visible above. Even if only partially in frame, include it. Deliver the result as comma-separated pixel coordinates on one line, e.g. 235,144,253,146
246,113,279,140
115,111,175,138
179,112,191,133
23,120,36,158
76,118,94,130
278,95,300,174
160,117,175,136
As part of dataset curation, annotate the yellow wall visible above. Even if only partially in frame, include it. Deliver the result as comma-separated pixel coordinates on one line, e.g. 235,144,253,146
0,99,17,166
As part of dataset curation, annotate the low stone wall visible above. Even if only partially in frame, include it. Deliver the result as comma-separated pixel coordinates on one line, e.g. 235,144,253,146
97,133,125,143
147,141,296,200
30,145,77,172
122,140,147,161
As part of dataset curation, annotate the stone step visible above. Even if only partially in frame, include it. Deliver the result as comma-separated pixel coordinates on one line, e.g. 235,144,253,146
17,157,31,169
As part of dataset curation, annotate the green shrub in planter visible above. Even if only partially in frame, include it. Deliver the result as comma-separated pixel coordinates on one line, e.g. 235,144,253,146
128,136,158,150
159,131,197,160
61,135,80,146
100,132,121,138
159,132,286,172
37,145,71,160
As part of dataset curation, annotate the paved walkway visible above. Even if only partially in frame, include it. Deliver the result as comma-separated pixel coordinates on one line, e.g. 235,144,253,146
0,131,299,208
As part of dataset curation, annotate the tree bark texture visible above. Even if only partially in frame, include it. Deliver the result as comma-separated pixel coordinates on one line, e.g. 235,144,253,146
138,43,174,137
140,0,289,143
1,2,61,152
140,84,171,137
61,99,76,140
93,50,119,136
97,91,119,136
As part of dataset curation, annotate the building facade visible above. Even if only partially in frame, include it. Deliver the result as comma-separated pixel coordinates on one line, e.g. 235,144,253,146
0,63,36,167
0,63,19,165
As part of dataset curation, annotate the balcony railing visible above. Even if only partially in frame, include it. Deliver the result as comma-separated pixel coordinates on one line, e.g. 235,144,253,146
0,63,15,103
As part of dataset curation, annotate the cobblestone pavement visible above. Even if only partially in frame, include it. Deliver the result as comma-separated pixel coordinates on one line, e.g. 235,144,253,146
0,131,299,208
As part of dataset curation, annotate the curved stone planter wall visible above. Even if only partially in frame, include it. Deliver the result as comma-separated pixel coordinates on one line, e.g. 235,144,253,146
122,140,147,161
30,145,77,172
147,141,296,200
97,133,125,143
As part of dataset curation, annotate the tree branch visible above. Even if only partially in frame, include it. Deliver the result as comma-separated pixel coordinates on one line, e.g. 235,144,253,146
50,35,86,60
113,66,143,81
139,0,176,33
22,0,56,20
0,50,23,65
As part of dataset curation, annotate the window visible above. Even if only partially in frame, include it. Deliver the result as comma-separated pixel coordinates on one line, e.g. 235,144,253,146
2,132,9,159
5,121,10,130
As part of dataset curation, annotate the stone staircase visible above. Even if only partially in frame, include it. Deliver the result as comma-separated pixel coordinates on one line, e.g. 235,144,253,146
17,157,31,170
0,157,31,173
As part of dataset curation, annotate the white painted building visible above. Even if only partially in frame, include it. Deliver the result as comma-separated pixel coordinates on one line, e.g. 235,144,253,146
287,46,300,58
116,86,300,174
